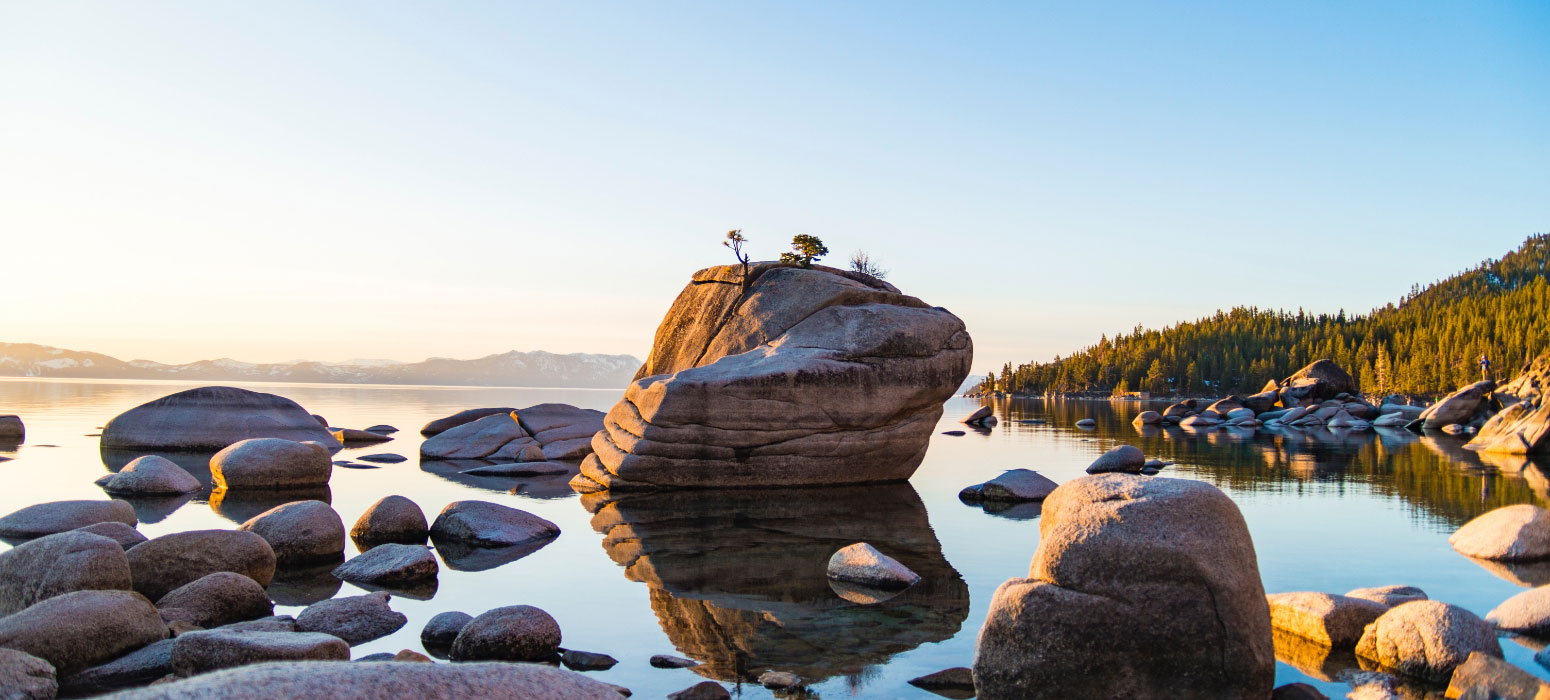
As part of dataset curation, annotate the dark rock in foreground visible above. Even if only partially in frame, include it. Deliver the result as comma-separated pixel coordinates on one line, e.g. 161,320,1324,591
0,589,169,676
907,667,975,699
126,529,276,601
0,647,55,700
155,572,273,629
0,530,132,615
350,495,428,546
97,660,626,699
332,543,438,585
101,386,338,451
169,629,350,676
236,500,344,564
295,592,406,646
449,605,562,662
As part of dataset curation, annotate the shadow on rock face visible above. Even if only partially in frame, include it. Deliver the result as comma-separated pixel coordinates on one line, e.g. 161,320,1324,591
585,483,969,684
430,535,554,572
208,486,333,524
418,460,580,500
268,561,344,606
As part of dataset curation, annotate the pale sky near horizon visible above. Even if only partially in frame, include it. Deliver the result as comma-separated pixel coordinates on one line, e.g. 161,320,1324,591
2,2,1546,373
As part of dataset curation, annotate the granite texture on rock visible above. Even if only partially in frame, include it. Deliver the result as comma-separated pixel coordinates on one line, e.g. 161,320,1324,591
0,589,169,676
125,529,277,601
0,530,133,616
93,660,626,700
0,500,137,541
574,263,972,491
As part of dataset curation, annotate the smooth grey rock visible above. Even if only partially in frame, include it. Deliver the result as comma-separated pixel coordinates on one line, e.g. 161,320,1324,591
125,530,276,601
649,654,699,669
1074,418,1096,427
560,649,618,671
0,530,132,616
155,572,273,629
973,474,1273,700
1266,592,1388,647
356,453,406,464
1355,600,1502,683
211,439,332,490
667,681,729,700
449,605,562,662
101,386,337,451
332,543,437,585
236,500,344,564
428,501,560,548
100,456,202,496
420,408,517,437
1085,444,1146,474
1450,505,1550,561
460,462,570,477
0,589,168,676
826,542,920,590
420,413,536,461
962,406,993,425
0,500,137,541
578,263,970,490
420,611,473,649
364,425,397,434
1486,583,1550,635
92,661,625,699
757,671,801,689
295,592,406,646
59,638,172,695
169,630,349,676
75,521,148,550
349,495,428,545
329,429,392,445
960,469,1058,503
1344,585,1427,608
0,648,54,700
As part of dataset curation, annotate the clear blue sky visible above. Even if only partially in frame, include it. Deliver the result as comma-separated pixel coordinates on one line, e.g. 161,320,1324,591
2,2,1545,373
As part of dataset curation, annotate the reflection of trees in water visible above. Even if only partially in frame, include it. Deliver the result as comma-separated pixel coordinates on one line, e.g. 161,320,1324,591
585,484,968,684
990,398,1549,528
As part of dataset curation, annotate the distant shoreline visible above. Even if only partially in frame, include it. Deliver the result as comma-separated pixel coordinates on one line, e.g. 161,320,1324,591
0,375,626,393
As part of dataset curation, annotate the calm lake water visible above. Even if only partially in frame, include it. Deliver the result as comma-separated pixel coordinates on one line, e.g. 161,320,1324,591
3,378,1549,698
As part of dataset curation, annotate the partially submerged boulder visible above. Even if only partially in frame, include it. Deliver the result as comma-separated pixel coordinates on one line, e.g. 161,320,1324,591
1449,504,1550,561
101,386,337,451
211,439,333,490
826,542,921,591
1085,445,1146,474
98,455,202,495
236,500,344,564
514,404,607,461
421,408,517,437
1468,353,1550,454
155,572,273,629
0,589,168,676
420,413,541,461
972,474,1273,699
1422,380,1496,430
1266,592,1388,647
429,500,560,548
421,611,473,649
95,660,626,699
1278,360,1357,404
332,543,438,586
0,415,23,440
1354,600,1501,683
1445,651,1550,700
125,529,277,600
1485,584,1550,635
0,500,137,541
349,495,428,546
575,262,971,491
295,592,406,645
0,530,132,616
959,469,1058,503
448,605,562,662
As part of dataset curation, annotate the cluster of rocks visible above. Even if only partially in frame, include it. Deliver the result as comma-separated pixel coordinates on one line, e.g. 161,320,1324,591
570,262,971,492
419,404,604,464
957,445,1166,519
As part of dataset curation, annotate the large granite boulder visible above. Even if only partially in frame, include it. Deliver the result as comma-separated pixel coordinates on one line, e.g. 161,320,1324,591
0,530,132,615
101,386,338,451
1278,360,1357,404
515,404,606,461
236,500,344,564
169,630,349,676
448,605,562,662
1449,504,1550,561
420,407,516,437
420,413,542,461
1422,380,1496,430
211,439,333,490
0,590,168,676
0,648,55,700
95,660,626,699
0,500,137,541
125,530,277,600
98,455,202,496
1469,353,1550,454
1354,600,1501,683
574,263,971,491
972,474,1274,700
155,572,273,628
349,495,428,546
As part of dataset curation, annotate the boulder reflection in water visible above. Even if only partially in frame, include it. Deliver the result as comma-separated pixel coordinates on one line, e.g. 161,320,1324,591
584,483,969,683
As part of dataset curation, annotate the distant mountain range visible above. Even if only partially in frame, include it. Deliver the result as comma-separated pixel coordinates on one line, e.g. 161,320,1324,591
0,343,642,389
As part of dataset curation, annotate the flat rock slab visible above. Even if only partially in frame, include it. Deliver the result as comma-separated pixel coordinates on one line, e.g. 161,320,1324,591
94,660,627,700
0,500,138,541
170,630,349,676
429,500,560,548
332,543,438,585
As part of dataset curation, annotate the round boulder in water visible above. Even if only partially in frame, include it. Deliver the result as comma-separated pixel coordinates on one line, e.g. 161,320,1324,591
1355,600,1501,682
98,455,202,496
0,530,132,616
0,500,137,541
101,386,338,451
350,495,428,546
237,500,344,565
212,439,333,491
449,605,562,662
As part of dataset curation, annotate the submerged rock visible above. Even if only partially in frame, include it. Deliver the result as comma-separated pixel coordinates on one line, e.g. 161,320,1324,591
236,500,344,564
99,456,202,496
560,648,618,671
576,262,971,491
329,428,392,445
0,589,168,676
1485,584,1550,635
1132,410,1162,425
972,474,1273,700
211,439,333,490
1354,600,1501,683
101,386,337,451
350,495,428,546
449,605,562,662
1449,504,1550,561
420,611,473,650
0,530,132,616
295,592,406,645
0,415,24,440
959,469,1058,503
94,661,627,700
907,667,976,698
0,499,137,541
125,529,277,600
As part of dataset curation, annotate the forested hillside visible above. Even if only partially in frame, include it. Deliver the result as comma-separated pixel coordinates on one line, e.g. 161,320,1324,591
986,234,1550,397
